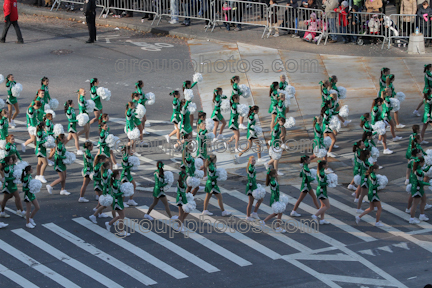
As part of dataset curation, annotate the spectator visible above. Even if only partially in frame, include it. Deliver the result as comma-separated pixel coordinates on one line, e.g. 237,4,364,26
301,0,318,9
84,0,96,43
335,1,349,43
222,1,232,30
232,0,244,31
324,0,339,43
303,12,319,41
400,0,417,36
348,5,360,42
353,0,363,11
395,0,401,13
281,0,299,37
202,0,213,29
268,0,280,36
169,0,179,24
417,1,432,44
181,0,191,26
365,0,383,13
260,0,270,19
1,0,24,44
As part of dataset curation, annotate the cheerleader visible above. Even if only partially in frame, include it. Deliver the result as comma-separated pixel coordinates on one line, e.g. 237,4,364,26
5,74,19,128
381,88,402,142
264,117,285,175
41,76,51,104
105,170,130,237
22,101,42,152
44,113,55,166
125,101,140,156
183,80,197,132
236,106,264,163
312,160,331,224
371,98,393,155
176,167,190,231
64,100,83,155
355,164,383,227
406,125,423,182
245,156,263,221
79,141,94,203
35,122,48,184
269,82,279,130
321,102,337,158
0,109,9,145
180,98,193,137
379,67,390,93
166,91,181,142
319,80,331,106
408,157,430,224
230,76,246,130
89,78,102,125
92,154,108,202
291,155,320,217
347,140,365,191
131,93,145,141
98,121,118,169
196,120,209,160
77,88,90,141
211,88,227,140
46,134,69,195
405,148,422,190
355,150,372,211
414,65,431,116
421,89,432,142
261,168,286,233
311,116,329,163
5,135,22,162
35,89,46,110
120,145,138,207
182,149,200,196
22,165,40,229
90,162,112,221
274,93,287,127
0,156,25,217
144,161,175,220
360,113,374,135
383,75,405,128
202,155,232,216
279,74,290,113
226,94,240,152
135,80,150,135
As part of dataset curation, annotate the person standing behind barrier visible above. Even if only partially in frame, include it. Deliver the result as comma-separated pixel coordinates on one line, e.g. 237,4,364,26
365,0,382,13
181,0,191,26
282,0,299,37
169,0,179,24
232,0,243,31
334,1,349,43
84,0,97,43
400,0,417,36
417,1,432,42
260,0,270,19
1,0,23,44
268,0,279,36
348,5,360,42
324,0,339,43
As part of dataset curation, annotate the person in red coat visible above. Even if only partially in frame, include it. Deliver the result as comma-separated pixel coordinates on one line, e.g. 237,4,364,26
1,0,23,44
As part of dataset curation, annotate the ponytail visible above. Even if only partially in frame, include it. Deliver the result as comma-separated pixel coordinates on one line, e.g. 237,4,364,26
55,134,65,145
413,157,425,171
230,94,239,107
83,141,93,150
93,154,107,168
131,92,139,100
359,150,370,162
111,170,120,185
135,80,143,88
360,113,369,128
412,124,420,134
380,67,390,77
156,161,164,178
5,74,12,87
170,90,179,97
269,81,278,97
125,101,134,116
182,80,191,92
90,78,98,89
247,105,258,118
64,100,73,114
265,169,276,186
230,76,239,85
21,165,32,183
178,168,187,188
246,156,254,174
300,155,310,164
205,154,217,169
362,132,372,142
425,64,432,73
36,122,45,133
213,88,222,103
318,160,327,171
352,140,363,152
365,164,379,177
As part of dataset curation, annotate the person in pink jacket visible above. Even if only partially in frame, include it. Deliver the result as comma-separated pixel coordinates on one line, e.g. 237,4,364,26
1,0,23,44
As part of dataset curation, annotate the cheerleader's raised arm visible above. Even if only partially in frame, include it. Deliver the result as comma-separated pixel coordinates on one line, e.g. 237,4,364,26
64,100,83,156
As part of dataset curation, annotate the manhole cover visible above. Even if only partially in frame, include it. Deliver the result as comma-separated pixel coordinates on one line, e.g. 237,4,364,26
51,49,73,55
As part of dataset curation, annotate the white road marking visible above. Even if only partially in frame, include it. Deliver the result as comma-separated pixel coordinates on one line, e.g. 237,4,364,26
0,263,39,288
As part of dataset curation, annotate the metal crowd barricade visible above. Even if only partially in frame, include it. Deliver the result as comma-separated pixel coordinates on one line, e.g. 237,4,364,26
383,14,422,49
265,5,324,41
324,11,388,49
212,0,268,33
51,0,108,18
155,0,214,30
105,0,158,24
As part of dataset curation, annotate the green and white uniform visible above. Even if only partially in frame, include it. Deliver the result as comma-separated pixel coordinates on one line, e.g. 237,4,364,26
312,122,324,152
211,94,227,121
269,85,278,114
176,171,188,206
171,98,181,124
2,164,17,194
228,102,239,131
245,164,257,195
82,148,94,177
5,142,22,161
270,123,282,148
6,80,17,105
371,104,383,125
379,74,387,93
359,159,372,188
111,179,124,210
316,168,328,199
66,106,78,133
300,163,314,193
275,99,286,122
184,155,196,178
93,162,103,191
279,81,288,90
78,94,87,114
231,82,242,98
0,116,9,140
180,101,193,135
125,108,137,133
246,112,257,140
54,142,67,172
205,162,220,194
41,84,51,103
410,167,430,197
45,119,54,136
381,96,392,122
322,107,333,134
367,172,380,202
132,99,143,126
353,148,362,176
153,170,167,198
26,106,38,129
424,69,432,93
35,129,47,157
320,82,330,107
90,85,102,111
98,128,110,157
121,153,133,183
196,128,208,159
424,93,432,124
23,174,36,202
269,177,280,206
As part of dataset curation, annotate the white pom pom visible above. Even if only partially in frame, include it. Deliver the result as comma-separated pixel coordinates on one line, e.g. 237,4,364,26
377,174,388,190
216,168,227,181
252,184,266,200
77,113,89,127
85,99,95,111
195,169,204,179
329,115,341,132
389,98,400,112
279,193,289,205
326,173,338,188
329,89,338,97
269,147,282,160
186,192,194,203
195,158,204,170
11,83,23,97
339,105,349,118
45,109,56,119
0,149,5,160
184,89,194,101
396,92,406,103
314,147,327,158
127,127,140,141
120,182,134,197
135,104,146,119
163,171,174,189
183,194,197,213
338,86,347,99
145,92,155,105
368,156,376,165
254,126,263,135
13,163,26,184
49,99,59,110
284,98,291,107
0,99,5,109
271,201,286,214
284,85,296,98
106,134,120,148
220,99,230,112
44,104,51,112
29,179,42,194
97,87,111,101
284,117,296,129
207,132,215,140
372,121,386,136
54,124,64,138
354,175,361,186
406,184,412,193
425,166,432,178
310,168,318,184
188,102,197,114
239,84,251,98
371,147,380,161
63,151,76,165
128,156,140,170
0,140,6,149
237,104,249,117
43,136,56,148
324,136,332,149
193,73,203,83
0,74,4,84
27,126,36,136
99,194,113,206
429,180,432,191
186,176,200,188
425,150,432,166
205,118,214,131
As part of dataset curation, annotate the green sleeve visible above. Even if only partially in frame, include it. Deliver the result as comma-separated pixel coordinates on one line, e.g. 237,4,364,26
190,82,197,89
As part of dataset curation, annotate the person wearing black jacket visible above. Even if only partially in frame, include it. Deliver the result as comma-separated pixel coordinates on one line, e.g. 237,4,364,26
281,0,298,35
232,0,243,31
417,1,432,42
84,0,97,43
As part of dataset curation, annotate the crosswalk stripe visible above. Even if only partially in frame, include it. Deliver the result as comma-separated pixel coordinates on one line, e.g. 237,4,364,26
0,263,39,288
282,254,355,261
135,206,252,267
0,239,80,288
11,228,123,288
73,217,188,279
324,274,393,286
42,223,157,286
164,195,282,260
